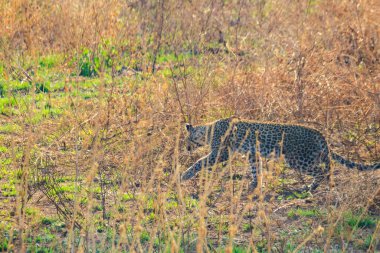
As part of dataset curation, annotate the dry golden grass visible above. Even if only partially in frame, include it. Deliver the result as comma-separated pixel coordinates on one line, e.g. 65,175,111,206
0,0,379,252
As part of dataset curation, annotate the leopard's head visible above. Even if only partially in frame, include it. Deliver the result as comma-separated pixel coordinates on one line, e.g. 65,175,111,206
185,123,208,152
227,123,239,150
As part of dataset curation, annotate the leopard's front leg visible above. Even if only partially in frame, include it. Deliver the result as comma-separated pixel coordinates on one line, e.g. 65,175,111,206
181,148,229,181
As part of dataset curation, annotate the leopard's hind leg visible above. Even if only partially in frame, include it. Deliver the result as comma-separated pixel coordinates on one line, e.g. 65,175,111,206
307,175,326,192
306,154,331,192
248,153,259,192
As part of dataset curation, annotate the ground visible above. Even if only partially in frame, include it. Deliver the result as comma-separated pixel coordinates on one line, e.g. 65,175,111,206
0,64,379,252
0,0,380,251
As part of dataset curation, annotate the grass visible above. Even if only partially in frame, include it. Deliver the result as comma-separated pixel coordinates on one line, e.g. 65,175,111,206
1,183,16,197
287,208,323,219
121,192,135,202
38,55,63,69
344,211,378,229
0,146,8,153
0,0,379,252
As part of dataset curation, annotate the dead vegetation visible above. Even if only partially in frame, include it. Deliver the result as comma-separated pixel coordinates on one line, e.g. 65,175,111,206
0,0,379,252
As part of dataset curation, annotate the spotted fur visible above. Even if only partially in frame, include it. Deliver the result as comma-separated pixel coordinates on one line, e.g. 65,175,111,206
182,118,380,192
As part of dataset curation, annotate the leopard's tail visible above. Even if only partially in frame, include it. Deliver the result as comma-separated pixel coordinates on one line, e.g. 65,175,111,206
331,153,380,171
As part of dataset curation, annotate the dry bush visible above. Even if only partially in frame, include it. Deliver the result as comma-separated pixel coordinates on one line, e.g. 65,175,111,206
0,0,379,252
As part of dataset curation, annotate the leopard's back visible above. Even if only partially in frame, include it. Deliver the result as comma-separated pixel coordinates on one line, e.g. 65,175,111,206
230,121,330,175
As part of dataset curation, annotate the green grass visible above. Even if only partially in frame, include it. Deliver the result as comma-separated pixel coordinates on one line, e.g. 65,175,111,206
287,208,323,219
1,183,16,197
207,215,229,235
121,193,134,202
0,97,18,110
25,106,63,124
55,176,82,183
41,217,55,226
276,191,311,201
0,165,12,180
156,51,192,64
35,82,50,93
35,232,56,244
344,211,377,229
165,199,178,210
0,79,32,96
0,239,8,251
39,54,63,69
242,223,254,233
25,207,38,217
356,234,374,250
140,230,151,244
0,146,8,153
0,82,4,97
220,246,251,253
185,196,199,209
56,183,79,194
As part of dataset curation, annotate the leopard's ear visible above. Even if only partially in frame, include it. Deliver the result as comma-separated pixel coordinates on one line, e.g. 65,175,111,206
185,123,193,131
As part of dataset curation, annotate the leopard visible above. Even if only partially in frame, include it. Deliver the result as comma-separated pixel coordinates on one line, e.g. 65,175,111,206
181,117,380,192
